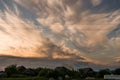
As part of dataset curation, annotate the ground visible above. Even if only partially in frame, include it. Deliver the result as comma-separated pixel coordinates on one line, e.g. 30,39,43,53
0,77,108,80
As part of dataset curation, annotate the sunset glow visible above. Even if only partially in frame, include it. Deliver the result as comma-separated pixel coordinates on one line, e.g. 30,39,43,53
0,0,120,69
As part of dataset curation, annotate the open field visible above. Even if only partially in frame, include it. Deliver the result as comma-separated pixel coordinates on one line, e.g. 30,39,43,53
0,77,108,80
0,77,47,80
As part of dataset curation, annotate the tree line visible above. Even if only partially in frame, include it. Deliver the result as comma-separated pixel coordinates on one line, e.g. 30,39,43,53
0,64,120,80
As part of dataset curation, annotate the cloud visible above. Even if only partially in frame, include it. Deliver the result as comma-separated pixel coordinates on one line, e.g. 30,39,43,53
0,0,85,62
0,11,44,57
114,57,120,63
0,55,116,70
91,0,102,6
0,0,120,66
0,56,89,70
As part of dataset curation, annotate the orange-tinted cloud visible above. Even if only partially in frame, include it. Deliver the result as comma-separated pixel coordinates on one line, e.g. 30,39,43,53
0,0,120,67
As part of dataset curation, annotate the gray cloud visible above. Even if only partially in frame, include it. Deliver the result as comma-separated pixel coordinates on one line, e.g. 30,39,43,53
0,56,89,70
0,0,120,67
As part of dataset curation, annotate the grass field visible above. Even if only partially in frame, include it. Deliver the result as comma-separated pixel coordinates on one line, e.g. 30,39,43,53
0,77,48,80
0,77,106,80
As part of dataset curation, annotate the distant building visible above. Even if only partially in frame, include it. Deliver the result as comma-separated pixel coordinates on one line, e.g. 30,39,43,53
104,75,120,79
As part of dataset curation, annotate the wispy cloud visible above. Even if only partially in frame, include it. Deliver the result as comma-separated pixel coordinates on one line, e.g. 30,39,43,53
0,0,120,67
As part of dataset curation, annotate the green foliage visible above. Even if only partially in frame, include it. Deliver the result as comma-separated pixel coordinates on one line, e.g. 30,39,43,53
2,64,120,79
54,67,71,79
33,67,42,76
0,78,106,80
38,68,51,77
5,64,17,76
23,68,36,76
11,74,27,78
97,69,111,78
68,70,80,78
46,70,58,79
113,68,120,75
79,68,96,78
17,66,26,74
0,77,48,80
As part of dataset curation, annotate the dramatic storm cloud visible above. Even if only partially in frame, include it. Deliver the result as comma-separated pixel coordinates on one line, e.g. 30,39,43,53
0,0,120,69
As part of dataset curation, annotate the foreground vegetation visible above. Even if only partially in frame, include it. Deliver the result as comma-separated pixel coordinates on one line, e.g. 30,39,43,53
0,64,119,80
0,77,106,80
0,77,48,80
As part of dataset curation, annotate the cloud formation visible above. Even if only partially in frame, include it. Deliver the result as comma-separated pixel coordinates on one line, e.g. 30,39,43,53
0,0,120,67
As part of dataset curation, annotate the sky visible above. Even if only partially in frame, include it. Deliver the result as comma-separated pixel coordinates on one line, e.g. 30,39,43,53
0,0,120,70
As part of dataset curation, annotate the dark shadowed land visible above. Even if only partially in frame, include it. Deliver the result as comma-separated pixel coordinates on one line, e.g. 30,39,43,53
0,78,106,80
0,64,119,80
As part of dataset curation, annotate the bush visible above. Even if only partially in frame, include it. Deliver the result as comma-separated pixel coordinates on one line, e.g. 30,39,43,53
5,64,17,76
113,68,120,75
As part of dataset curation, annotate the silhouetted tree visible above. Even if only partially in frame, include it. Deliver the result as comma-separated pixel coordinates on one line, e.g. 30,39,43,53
33,67,42,76
97,69,111,78
17,66,26,74
23,68,36,76
68,70,80,79
46,70,59,79
113,68,120,75
38,68,51,77
3,64,120,79
5,64,17,77
55,67,70,79
79,68,96,78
